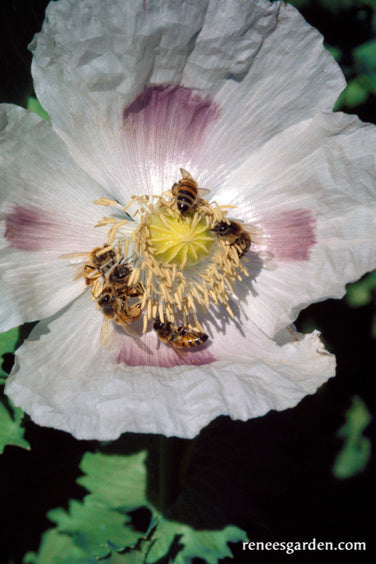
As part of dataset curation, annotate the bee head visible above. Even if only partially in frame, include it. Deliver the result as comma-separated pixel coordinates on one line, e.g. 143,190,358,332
212,221,228,235
109,263,131,283
177,200,190,214
153,317,171,331
152,317,163,331
98,292,111,305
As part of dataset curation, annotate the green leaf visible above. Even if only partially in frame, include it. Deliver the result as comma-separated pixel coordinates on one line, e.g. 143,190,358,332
48,498,141,559
0,326,19,378
77,450,247,561
353,39,376,74
28,449,247,563
78,451,148,510
335,76,370,109
24,528,151,564
346,270,376,307
333,396,372,479
0,399,30,454
364,71,376,94
0,327,29,453
26,97,50,122
146,520,246,564
23,529,88,564
325,44,341,62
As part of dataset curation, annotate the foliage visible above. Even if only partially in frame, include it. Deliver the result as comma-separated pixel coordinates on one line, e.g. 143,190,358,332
27,97,50,122
0,399,30,454
289,0,376,109
346,271,376,337
1,2,375,561
0,327,30,453
25,450,246,563
0,326,19,381
333,396,372,478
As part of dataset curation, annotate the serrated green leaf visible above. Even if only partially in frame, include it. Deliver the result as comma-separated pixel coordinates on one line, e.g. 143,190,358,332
23,528,88,564
24,528,152,564
48,498,141,559
26,97,50,122
0,399,30,454
0,327,19,378
78,451,148,510
28,449,246,563
333,396,372,479
146,520,247,564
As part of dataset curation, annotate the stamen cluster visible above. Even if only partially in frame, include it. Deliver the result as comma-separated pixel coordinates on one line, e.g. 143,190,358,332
83,177,251,347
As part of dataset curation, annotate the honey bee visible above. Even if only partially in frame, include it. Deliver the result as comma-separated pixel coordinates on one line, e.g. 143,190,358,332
212,220,251,258
108,259,133,284
84,246,117,280
97,285,142,328
153,317,208,349
171,168,210,214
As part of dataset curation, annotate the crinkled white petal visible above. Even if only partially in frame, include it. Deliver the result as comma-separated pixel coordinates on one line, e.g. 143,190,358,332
5,291,335,440
30,0,345,199
214,111,376,336
0,104,112,227
0,248,87,329
184,0,346,189
0,104,115,328
0,284,25,332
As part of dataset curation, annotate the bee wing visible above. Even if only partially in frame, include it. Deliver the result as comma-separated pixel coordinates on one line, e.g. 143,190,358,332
171,343,188,361
180,168,193,180
118,320,140,339
59,252,88,263
242,223,265,246
198,188,211,197
99,317,113,347
72,265,86,281
118,321,154,355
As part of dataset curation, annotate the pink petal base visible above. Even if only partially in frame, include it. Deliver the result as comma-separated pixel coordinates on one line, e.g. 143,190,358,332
123,84,220,168
4,205,63,251
116,330,215,368
264,208,316,262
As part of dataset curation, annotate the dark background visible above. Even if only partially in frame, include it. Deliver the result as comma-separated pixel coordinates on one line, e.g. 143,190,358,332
0,1,375,563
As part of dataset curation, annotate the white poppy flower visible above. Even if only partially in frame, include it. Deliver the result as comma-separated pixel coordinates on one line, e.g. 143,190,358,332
1,0,376,440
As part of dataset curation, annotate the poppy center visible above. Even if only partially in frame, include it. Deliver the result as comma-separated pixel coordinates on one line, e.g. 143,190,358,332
145,209,214,269
80,170,252,346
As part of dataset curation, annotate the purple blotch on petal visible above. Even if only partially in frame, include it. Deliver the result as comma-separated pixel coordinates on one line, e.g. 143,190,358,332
265,208,316,262
5,205,60,251
123,85,220,168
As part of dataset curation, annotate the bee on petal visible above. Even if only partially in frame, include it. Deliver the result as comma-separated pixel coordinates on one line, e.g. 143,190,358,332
153,317,208,349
